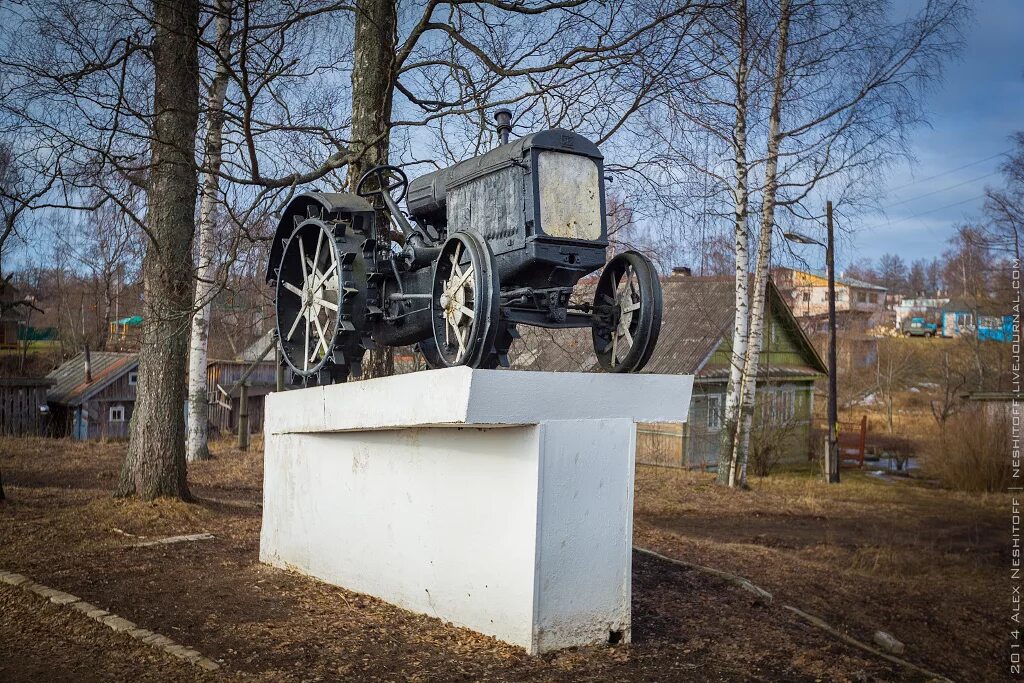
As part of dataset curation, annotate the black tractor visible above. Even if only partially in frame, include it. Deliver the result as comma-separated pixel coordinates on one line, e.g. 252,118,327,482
266,112,663,384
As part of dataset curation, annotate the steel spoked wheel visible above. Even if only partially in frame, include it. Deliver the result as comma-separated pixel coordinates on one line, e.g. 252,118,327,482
430,232,499,368
592,251,662,373
276,220,343,379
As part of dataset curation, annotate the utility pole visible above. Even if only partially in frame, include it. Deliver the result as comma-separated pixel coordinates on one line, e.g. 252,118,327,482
826,201,839,484
782,202,840,485
237,381,249,451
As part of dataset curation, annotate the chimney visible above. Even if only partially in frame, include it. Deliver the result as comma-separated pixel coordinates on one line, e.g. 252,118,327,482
672,266,692,277
83,345,92,384
494,108,512,146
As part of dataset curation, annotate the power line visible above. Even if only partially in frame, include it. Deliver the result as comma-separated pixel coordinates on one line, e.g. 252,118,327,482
882,170,998,209
886,150,1008,193
863,193,984,233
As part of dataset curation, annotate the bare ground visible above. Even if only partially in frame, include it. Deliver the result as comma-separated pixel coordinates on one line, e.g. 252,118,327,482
0,437,1006,681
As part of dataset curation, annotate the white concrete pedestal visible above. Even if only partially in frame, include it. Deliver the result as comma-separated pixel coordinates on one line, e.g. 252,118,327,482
260,367,691,654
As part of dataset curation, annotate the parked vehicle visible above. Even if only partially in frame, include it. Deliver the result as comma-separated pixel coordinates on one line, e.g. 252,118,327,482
902,317,937,337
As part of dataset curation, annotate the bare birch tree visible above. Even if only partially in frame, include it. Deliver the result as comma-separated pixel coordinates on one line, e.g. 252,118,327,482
728,0,790,487
187,0,233,463
721,0,967,487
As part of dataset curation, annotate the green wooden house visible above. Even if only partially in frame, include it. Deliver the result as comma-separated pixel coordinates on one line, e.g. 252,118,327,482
510,274,827,469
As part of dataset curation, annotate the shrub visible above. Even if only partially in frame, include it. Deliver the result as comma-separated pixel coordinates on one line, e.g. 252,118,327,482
923,409,1012,493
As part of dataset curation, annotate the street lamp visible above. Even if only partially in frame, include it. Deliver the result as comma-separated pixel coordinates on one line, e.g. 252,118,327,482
783,201,839,484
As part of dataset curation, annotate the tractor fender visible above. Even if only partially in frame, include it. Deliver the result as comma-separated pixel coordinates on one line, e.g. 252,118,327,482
265,192,374,282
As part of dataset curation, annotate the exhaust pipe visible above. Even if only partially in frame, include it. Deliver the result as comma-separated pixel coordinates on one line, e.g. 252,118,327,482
84,344,92,383
494,108,512,146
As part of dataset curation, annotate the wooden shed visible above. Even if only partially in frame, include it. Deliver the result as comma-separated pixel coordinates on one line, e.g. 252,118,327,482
0,377,55,436
206,359,276,437
46,352,139,440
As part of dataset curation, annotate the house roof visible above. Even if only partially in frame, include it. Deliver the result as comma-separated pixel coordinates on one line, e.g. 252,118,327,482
208,358,276,367
47,352,138,406
783,268,887,292
510,275,827,378
237,329,275,362
943,298,1007,316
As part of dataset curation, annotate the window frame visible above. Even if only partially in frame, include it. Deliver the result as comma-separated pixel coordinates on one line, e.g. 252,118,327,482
109,405,126,423
127,370,138,386
707,394,722,430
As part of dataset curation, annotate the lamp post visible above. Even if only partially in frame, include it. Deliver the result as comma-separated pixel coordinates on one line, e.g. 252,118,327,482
783,201,839,484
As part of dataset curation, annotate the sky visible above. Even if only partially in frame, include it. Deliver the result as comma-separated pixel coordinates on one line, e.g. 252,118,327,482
838,0,1024,268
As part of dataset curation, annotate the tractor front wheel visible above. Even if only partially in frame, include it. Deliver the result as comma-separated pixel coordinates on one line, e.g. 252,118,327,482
429,232,500,368
592,251,662,373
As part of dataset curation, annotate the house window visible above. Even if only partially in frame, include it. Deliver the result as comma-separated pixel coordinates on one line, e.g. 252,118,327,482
801,291,810,302
128,371,138,386
707,395,722,430
759,387,796,425
109,405,126,422
857,291,867,303
868,293,878,304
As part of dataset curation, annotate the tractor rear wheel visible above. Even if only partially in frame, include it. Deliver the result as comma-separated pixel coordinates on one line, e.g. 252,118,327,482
273,213,366,386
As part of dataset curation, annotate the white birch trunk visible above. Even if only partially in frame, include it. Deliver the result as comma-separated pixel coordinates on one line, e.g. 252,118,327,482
186,0,231,463
719,0,751,487
732,0,791,487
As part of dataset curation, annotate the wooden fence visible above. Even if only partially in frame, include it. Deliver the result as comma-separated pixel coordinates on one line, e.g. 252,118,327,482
0,378,53,436
635,423,716,470
637,424,686,468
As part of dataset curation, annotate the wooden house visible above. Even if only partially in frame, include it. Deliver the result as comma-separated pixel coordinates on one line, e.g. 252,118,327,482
774,267,888,328
46,352,139,440
511,275,827,469
206,359,277,437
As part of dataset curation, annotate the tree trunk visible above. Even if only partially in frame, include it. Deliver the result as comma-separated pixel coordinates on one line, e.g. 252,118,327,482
718,0,750,486
187,0,232,463
115,0,200,501
348,0,397,379
732,0,791,488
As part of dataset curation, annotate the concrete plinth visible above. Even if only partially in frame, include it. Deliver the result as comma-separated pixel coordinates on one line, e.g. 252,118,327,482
259,367,691,654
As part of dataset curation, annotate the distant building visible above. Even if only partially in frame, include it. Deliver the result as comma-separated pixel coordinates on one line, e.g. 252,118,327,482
774,267,887,326
47,352,139,440
961,391,1021,421
205,359,277,437
939,299,977,338
940,299,1014,342
894,297,949,329
511,275,827,468
108,315,143,349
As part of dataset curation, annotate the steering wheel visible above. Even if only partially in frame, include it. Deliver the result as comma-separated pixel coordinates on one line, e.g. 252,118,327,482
356,165,409,203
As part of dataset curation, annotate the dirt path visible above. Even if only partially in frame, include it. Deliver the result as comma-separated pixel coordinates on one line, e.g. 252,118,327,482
1,437,998,681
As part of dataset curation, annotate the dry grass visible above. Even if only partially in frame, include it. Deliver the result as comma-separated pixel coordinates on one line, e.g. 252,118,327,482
633,460,1004,681
0,435,1007,681
921,410,1012,492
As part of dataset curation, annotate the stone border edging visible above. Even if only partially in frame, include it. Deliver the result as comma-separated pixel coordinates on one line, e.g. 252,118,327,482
0,569,220,672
